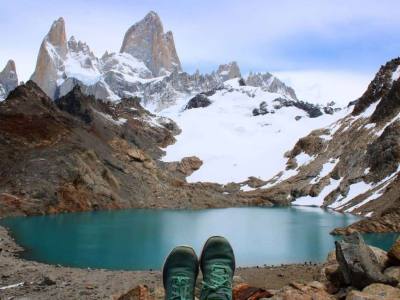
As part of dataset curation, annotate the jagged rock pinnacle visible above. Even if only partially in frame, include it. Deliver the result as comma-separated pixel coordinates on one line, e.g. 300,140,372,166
0,59,18,99
120,11,181,76
31,17,68,98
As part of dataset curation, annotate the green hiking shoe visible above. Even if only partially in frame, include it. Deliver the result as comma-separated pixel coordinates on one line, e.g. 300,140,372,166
200,236,235,300
163,246,199,300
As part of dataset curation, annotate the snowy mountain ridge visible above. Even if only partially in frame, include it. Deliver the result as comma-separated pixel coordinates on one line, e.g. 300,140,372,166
28,13,304,112
240,57,400,233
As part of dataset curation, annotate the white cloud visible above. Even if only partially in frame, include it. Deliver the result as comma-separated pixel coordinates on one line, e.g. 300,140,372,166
274,70,373,106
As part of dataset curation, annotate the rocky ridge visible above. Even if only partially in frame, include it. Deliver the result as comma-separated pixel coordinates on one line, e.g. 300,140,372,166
244,57,400,234
0,81,262,218
30,13,301,111
0,59,18,100
1,225,399,299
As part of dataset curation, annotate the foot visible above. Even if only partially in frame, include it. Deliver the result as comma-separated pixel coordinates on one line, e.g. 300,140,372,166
200,236,235,300
163,246,199,300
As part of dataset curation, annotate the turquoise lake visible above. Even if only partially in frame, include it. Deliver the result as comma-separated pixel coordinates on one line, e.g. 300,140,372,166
1,207,398,270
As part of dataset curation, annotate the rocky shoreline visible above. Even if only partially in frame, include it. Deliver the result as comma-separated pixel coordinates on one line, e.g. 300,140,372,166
0,224,323,299
2,222,400,299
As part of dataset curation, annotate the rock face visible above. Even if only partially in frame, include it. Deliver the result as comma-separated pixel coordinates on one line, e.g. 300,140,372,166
247,72,297,100
0,81,244,217
0,60,18,100
30,15,301,112
251,57,400,233
31,17,68,99
335,234,398,289
120,11,181,76
217,62,241,82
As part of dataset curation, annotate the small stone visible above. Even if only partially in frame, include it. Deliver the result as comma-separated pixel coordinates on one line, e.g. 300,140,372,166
39,276,56,286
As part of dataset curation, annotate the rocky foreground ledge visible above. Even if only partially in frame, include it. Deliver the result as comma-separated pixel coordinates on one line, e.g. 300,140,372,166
1,225,400,300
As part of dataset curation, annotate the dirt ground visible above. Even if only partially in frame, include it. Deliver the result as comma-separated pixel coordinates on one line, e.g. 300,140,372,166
0,225,323,299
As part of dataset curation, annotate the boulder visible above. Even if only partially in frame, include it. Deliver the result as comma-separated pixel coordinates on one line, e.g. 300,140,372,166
117,285,153,300
177,156,203,176
388,239,400,264
324,263,346,287
238,78,246,86
335,233,398,289
346,283,400,300
327,245,389,271
185,94,212,110
233,283,273,300
384,266,400,286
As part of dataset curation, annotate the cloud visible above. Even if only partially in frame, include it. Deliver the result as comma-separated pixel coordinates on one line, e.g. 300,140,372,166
274,70,374,106
0,0,398,96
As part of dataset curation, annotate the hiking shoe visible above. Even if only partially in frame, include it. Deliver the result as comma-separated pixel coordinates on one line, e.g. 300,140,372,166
163,246,199,300
200,236,235,300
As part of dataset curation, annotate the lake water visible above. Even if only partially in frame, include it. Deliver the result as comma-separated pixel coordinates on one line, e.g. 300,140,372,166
1,207,398,270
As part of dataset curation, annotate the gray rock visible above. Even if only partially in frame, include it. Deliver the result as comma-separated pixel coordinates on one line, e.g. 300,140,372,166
335,233,398,289
217,61,241,81
185,94,212,110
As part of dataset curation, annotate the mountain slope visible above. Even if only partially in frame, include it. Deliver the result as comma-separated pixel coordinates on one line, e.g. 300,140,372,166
161,78,340,184
0,81,247,217
249,57,400,233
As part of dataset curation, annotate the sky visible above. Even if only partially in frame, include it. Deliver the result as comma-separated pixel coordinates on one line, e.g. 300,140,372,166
1,0,399,105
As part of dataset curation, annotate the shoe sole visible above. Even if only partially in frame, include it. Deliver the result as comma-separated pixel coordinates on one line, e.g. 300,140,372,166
199,236,236,273
162,245,199,288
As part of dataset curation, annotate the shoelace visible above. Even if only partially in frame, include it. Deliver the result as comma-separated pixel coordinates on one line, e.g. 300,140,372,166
202,263,232,300
168,275,192,300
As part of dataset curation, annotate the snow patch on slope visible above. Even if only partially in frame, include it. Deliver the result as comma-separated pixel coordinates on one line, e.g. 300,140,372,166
161,84,341,184
293,178,341,207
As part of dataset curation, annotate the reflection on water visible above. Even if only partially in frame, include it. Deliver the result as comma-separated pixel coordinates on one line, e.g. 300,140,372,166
1,207,398,270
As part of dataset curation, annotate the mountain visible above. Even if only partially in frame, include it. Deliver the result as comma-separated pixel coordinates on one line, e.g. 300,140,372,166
30,14,303,111
31,17,68,99
120,11,181,76
247,57,400,233
0,81,252,217
0,59,18,100
161,78,340,184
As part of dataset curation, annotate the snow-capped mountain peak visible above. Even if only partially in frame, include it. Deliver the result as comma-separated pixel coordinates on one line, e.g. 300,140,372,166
120,11,181,76
0,59,18,100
